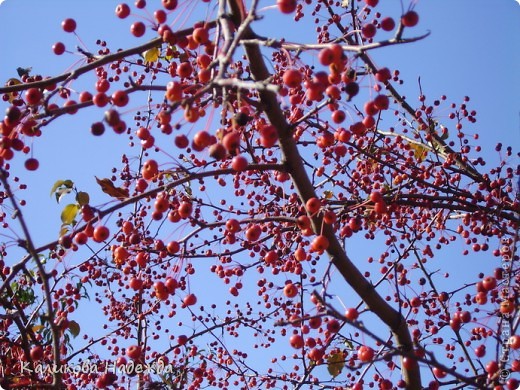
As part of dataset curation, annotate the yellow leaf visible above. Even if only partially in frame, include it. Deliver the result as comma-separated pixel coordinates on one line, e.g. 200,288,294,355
68,320,81,338
61,204,79,225
32,325,45,333
143,46,160,63
327,352,344,378
323,190,333,199
95,177,129,200
409,143,428,162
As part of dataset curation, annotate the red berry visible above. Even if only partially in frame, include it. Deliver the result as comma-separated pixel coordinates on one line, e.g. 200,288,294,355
209,143,227,160
131,21,146,37
24,158,39,171
375,67,391,83
350,121,367,136
277,0,297,14
331,110,346,124
345,308,359,321
91,122,105,136
373,94,389,110
142,159,159,180
222,131,241,153
154,281,169,300
358,345,375,362
166,241,180,255
96,79,110,93
193,130,212,148
126,345,142,360
165,277,178,293
231,155,248,171
327,318,341,333
311,235,329,253
308,347,324,361
93,93,108,108
115,3,131,18
52,42,65,55
318,48,335,66
129,277,143,291
174,134,189,149
364,100,379,116
93,225,110,243
402,11,419,27
178,202,193,219
246,224,262,242
162,0,178,10
510,335,520,350
481,276,496,291
402,356,417,370
289,334,304,349
259,125,278,147
192,27,209,44
30,346,44,361
62,18,77,33
74,231,88,245
432,367,446,379
345,82,359,97
369,191,383,203
111,90,129,107
177,62,193,78
283,69,303,88
305,197,321,214
183,293,197,306
25,88,42,105
474,345,486,358
283,283,298,298
79,91,92,103
380,17,395,31
485,360,498,375
154,9,167,24
361,23,377,39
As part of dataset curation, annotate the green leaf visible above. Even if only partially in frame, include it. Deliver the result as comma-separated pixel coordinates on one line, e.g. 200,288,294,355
76,191,90,206
327,352,344,378
67,320,80,338
61,204,79,225
15,286,35,305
